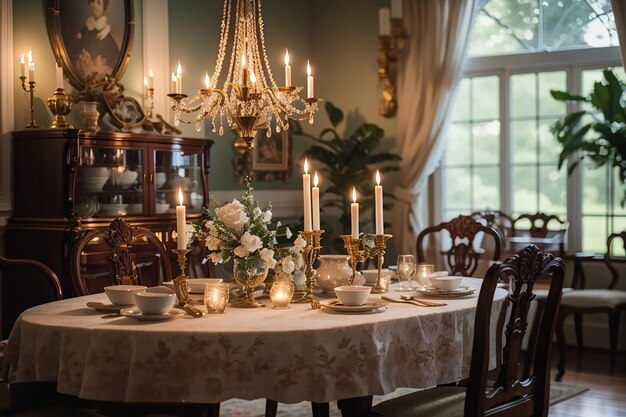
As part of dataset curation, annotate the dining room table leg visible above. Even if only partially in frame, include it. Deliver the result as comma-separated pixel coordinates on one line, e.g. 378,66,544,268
337,395,373,417
311,401,330,417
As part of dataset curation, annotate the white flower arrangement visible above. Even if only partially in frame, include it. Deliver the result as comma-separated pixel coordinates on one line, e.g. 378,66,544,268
274,234,307,276
191,180,278,268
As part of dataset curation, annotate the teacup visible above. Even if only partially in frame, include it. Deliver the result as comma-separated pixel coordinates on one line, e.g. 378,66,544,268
104,285,147,306
334,285,372,306
429,276,463,290
134,291,176,315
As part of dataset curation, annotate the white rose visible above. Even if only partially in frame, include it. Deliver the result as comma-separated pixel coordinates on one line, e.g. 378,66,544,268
293,235,307,252
261,210,272,223
253,207,262,219
281,257,295,274
240,231,262,253
215,199,248,231
205,235,223,251
260,248,277,269
234,245,250,258
207,252,223,264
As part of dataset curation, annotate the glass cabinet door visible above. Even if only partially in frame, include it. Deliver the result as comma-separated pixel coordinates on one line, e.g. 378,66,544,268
75,145,145,218
154,148,205,215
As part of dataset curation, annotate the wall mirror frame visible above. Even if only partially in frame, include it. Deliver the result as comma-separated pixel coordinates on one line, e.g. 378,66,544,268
45,0,134,90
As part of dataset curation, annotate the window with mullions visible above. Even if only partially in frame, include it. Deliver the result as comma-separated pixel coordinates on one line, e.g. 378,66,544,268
443,76,500,220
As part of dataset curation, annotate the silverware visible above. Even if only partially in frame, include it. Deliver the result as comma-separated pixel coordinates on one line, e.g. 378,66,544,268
400,294,447,307
381,295,446,307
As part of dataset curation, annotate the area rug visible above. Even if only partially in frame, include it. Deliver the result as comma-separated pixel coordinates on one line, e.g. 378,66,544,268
214,382,587,417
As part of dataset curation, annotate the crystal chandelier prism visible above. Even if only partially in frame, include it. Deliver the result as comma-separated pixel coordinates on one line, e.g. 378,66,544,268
168,0,321,153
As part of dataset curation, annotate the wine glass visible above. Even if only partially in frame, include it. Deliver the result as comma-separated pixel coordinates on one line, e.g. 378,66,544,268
397,255,416,291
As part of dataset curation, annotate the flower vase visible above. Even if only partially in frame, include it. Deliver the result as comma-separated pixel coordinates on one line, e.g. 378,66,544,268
232,255,268,308
81,101,100,131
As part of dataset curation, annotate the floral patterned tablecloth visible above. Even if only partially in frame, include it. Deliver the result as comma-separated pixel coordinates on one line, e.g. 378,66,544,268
3,278,507,404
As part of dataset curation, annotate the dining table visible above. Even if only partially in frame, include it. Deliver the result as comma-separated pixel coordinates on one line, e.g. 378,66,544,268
3,278,507,407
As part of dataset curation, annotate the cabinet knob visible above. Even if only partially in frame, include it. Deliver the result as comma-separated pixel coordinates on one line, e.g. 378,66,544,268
149,173,154,184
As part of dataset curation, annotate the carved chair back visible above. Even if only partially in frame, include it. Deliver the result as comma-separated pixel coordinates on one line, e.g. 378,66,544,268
471,209,514,244
511,212,568,257
465,245,565,417
70,218,173,295
1,256,62,339
602,231,626,290
416,215,502,276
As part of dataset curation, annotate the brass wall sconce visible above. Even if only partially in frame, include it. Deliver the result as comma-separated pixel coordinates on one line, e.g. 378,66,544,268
378,1,407,118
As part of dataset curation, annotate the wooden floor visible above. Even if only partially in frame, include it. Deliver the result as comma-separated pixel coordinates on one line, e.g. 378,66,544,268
549,347,626,417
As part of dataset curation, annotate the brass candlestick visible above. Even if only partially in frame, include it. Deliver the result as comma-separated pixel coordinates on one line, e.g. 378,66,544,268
47,88,73,128
19,76,38,128
292,229,323,303
377,18,407,118
171,248,203,317
372,234,393,293
341,235,375,286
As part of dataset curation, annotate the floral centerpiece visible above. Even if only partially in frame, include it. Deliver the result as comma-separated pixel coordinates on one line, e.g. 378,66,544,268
190,179,302,307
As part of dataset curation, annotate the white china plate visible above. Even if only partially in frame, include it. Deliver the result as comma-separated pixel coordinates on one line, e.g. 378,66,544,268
319,298,388,312
415,286,476,298
86,301,125,313
120,307,185,321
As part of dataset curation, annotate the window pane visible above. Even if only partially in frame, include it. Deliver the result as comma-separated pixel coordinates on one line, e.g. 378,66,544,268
539,165,566,214
513,166,538,213
582,163,608,214
473,121,500,164
582,216,608,253
538,71,566,117
511,120,537,164
473,167,500,208
472,76,499,119
538,119,561,163
446,124,471,166
511,73,536,118
445,167,471,210
453,79,470,122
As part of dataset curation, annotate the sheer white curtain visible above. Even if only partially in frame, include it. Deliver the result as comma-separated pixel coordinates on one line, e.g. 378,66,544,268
611,0,626,65
391,0,487,255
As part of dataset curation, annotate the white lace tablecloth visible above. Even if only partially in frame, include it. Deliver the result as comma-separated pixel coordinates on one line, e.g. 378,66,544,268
4,278,506,404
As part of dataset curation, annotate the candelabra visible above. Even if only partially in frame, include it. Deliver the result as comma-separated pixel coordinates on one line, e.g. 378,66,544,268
341,233,393,292
19,76,38,128
292,229,323,303
377,18,407,118
171,248,203,317
47,88,73,129
167,0,321,155
144,87,154,119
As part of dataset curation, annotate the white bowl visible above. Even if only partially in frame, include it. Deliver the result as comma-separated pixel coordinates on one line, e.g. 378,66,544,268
361,269,390,285
104,285,147,306
429,276,463,290
187,278,224,293
134,291,176,315
126,203,143,215
156,203,170,214
334,285,372,306
117,170,138,189
81,167,109,177
78,176,109,191
155,172,166,189
99,203,128,216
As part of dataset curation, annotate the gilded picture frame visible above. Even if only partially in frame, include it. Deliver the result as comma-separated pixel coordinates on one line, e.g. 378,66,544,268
45,0,134,90
233,130,293,183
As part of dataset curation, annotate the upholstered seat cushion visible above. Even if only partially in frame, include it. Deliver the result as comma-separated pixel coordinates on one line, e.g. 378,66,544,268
561,289,626,309
371,386,467,417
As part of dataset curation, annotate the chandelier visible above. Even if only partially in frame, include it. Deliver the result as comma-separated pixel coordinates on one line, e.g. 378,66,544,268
167,0,321,153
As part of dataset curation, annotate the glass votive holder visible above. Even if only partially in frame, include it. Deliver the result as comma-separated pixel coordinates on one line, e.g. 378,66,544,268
378,272,391,292
416,263,435,288
269,280,295,309
204,283,230,313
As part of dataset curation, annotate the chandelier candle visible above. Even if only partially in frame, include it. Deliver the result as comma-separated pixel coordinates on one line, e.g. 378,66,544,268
176,188,186,249
27,48,35,82
379,7,391,36
307,61,314,98
351,187,359,239
284,49,291,86
176,62,182,94
20,54,25,77
148,69,154,89
55,64,63,89
312,172,320,230
375,170,384,234
303,159,312,231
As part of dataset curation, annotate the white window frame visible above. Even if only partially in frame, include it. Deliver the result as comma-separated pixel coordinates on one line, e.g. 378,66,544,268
436,46,622,252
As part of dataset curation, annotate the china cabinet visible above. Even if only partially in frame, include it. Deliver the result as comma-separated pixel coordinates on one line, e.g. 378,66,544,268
5,129,213,297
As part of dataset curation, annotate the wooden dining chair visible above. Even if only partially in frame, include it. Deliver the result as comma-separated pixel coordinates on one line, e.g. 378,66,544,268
471,209,514,255
416,215,502,276
555,231,626,381
70,217,173,295
371,245,566,417
511,212,568,257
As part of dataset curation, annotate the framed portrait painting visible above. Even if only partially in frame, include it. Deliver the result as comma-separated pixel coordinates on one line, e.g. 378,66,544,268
46,0,134,90
233,130,293,183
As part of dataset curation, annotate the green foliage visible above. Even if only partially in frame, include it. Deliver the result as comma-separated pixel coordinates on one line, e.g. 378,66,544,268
550,68,626,205
293,102,401,251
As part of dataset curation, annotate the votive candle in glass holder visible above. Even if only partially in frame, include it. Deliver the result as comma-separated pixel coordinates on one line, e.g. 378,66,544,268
270,280,295,309
204,283,230,313
379,272,391,292
416,263,435,289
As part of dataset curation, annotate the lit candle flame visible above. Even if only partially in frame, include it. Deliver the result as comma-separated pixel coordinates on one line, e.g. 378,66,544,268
171,72,176,82
27,48,32,64
304,158,309,174
143,76,148,87
352,187,357,203
20,54,24,64
284,49,290,66
204,71,211,89
178,188,184,206
241,54,247,69
314,171,319,187
176,61,182,77
250,70,257,84
149,68,154,77
376,169,381,185
307,60,312,76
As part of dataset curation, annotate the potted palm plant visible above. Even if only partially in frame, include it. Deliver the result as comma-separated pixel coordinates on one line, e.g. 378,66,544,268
292,102,401,251
550,68,626,204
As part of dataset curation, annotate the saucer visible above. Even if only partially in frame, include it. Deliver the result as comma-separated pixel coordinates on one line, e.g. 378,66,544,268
120,307,185,321
86,301,124,314
415,286,476,298
319,298,388,312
